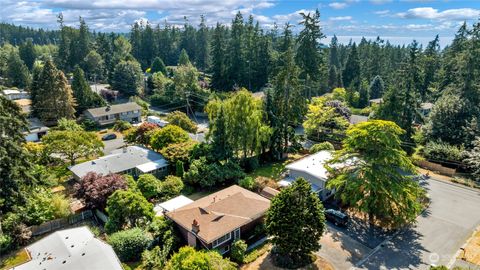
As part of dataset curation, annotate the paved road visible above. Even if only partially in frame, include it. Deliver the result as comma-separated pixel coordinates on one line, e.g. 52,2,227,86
358,179,480,269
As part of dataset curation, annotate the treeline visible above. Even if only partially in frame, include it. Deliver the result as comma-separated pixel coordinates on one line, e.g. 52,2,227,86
0,23,61,45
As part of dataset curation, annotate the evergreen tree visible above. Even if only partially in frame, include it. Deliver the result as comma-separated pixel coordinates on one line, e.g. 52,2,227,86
368,75,385,99
150,57,167,75
32,59,75,123
195,15,209,71
342,43,361,88
72,66,105,113
329,35,340,69
18,39,36,70
56,13,70,70
227,12,246,89
328,65,339,91
6,51,30,88
111,60,143,96
210,23,228,90
358,80,369,108
77,17,90,68
210,105,233,161
266,178,325,268
296,9,325,82
421,35,440,100
0,96,34,212
141,22,156,69
178,49,191,66
267,46,306,159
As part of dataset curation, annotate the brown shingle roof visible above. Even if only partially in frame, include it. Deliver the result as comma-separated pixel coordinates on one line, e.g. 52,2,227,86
260,187,280,200
166,185,270,244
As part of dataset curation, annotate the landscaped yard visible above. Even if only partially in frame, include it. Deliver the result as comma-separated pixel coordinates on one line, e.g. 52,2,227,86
0,249,30,270
241,250,334,270
248,153,307,181
458,229,480,265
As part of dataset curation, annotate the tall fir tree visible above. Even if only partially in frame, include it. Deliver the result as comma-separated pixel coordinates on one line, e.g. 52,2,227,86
296,9,325,82
195,15,209,71
19,39,36,70
178,48,191,66
329,35,340,69
210,105,233,161
369,75,385,99
342,43,361,89
6,51,30,89
210,23,228,90
32,59,75,123
150,57,167,75
72,66,105,114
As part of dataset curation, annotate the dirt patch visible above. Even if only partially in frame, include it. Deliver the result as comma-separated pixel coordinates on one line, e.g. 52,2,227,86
458,229,480,265
241,251,334,270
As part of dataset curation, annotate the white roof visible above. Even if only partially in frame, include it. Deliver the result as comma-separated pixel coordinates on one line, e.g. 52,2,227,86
13,226,122,270
136,159,169,173
278,177,323,192
286,151,334,181
154,195,193,216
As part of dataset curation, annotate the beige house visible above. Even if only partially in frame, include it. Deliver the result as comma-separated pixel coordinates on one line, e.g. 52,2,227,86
166,185,270,254
84,102,141,126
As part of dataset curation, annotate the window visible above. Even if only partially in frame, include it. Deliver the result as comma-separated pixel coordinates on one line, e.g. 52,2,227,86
233,228,240,240
218,244,230,254
212,232,231,248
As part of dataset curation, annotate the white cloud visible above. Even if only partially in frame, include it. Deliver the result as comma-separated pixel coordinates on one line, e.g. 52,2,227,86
370,0,392,4
396,7,480,21
329,16,353,21
374,10,390,15
329,2,349,9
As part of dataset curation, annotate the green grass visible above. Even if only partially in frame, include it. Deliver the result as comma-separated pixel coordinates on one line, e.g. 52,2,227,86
186,189,217,201
248,153,306,181
0,249,30,270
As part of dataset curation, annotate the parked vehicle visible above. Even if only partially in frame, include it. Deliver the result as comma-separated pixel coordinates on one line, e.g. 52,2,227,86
147,115,169,127
102,133,117,141
325,209,349,226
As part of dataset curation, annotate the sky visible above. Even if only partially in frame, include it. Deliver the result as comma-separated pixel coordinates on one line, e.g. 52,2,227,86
1,0,480,46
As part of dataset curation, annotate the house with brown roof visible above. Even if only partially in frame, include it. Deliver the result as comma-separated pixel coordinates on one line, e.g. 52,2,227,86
166,185,270,254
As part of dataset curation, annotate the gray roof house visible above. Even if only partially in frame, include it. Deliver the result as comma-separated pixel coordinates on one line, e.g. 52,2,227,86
12,226,122,270
2,89,30,100
69,145,168,180
84,102,141,126
24,118,49,142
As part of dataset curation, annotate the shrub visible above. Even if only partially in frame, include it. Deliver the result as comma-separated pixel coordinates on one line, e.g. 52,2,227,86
230,239,247,263
80,118,97,130
105,190,154,233
175,160,185,178
108,228,152,262
74,172,127,209
150,94,170,107
0,234,13,254
165,111,198,133
160,141,198,165
114,120,132,131
159,175,184,200
423,141,465,164
137,174,161,200
238,177,256,190
310,142,335,153
149,125,190,151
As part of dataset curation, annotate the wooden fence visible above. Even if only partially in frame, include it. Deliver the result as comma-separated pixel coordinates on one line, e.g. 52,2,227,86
29,210,94,237
415,160,457,176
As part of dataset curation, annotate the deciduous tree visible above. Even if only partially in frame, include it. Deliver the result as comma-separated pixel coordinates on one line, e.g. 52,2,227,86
74,172,127,209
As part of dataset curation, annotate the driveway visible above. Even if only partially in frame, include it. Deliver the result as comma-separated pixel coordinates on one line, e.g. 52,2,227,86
102,136,125,154
318,225,372,270
358,178,480,269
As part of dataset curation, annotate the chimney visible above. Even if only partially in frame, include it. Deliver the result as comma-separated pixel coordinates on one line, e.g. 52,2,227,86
106,105,111,112
192,219,200,234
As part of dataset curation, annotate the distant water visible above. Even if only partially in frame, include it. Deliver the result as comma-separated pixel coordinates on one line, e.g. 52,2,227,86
330,35,454,48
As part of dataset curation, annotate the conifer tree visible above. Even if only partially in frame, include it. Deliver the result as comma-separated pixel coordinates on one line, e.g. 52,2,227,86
150,57,167,75
178,49,191,66
72,66,105,113
195,15,209,71
32,59,75,123
19,39,36,70
6,52,30,89
369,75,385,99
296,9,325,82
342,43,361,88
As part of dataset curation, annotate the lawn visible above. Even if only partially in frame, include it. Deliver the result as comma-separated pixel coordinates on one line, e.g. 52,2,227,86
0,249,30,270
248,153,307,181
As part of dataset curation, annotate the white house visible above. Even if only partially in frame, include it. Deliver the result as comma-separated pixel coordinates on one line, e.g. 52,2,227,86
12,226,122,270
280,151,351,201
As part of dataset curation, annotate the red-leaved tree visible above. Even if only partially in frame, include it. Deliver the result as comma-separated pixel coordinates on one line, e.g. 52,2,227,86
74,172,127,210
